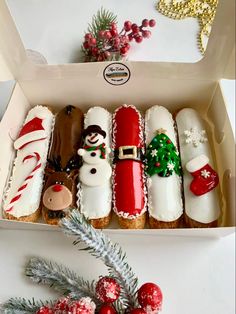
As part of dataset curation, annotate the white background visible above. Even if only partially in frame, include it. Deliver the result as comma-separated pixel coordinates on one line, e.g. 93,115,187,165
6,0,202,64
0,1,235,313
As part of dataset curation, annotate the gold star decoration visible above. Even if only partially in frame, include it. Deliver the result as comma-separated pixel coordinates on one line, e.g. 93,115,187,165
156,128,167,135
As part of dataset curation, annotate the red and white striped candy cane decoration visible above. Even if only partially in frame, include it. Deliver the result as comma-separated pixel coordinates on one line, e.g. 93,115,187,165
5,152,41,213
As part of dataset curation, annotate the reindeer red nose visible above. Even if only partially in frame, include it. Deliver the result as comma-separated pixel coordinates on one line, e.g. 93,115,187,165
52,184,63,192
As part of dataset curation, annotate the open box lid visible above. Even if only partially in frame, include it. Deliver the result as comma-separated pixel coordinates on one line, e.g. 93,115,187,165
0,0,235,83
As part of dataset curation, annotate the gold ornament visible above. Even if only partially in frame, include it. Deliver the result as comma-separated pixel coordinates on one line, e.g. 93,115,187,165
156,128,167,134
156,0,218,55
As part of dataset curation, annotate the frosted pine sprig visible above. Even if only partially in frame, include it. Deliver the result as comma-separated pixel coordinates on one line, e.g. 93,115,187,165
1,297,53,314
25,257,100,305
60,210,138,309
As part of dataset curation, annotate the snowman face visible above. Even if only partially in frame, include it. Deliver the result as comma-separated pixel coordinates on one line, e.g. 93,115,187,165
85,132,104,146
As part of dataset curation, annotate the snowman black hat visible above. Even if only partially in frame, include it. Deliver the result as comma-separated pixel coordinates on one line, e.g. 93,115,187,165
83,124,106,139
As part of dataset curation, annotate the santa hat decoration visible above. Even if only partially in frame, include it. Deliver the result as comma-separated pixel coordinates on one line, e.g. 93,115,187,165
186,154,219,196
14,117,47,150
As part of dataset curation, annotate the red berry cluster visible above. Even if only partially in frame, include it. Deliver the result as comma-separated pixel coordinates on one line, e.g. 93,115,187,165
35,279,162,314
36,296,96,314
82,19,156,62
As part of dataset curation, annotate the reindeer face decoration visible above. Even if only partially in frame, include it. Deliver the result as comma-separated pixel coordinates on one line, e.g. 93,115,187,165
42,172,76,219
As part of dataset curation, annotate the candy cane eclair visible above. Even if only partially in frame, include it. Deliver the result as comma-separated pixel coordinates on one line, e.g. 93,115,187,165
3,106,54,222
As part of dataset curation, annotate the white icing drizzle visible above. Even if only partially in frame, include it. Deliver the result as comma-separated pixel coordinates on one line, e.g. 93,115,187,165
78,107,112,219
176,108,221,223
112,104,147,219
3,106,54,218
145,105,183,222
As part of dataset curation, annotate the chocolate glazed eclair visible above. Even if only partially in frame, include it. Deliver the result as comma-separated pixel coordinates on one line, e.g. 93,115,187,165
41,105,84,225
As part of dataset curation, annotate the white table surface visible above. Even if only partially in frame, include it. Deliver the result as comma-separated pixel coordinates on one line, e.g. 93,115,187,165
0,1,235,313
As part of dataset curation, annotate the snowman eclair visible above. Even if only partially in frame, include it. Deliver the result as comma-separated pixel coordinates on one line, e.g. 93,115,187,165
78,107,112,229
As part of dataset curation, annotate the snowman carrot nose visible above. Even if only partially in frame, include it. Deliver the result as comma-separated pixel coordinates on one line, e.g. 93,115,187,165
52,184,63,192
90,134,97,140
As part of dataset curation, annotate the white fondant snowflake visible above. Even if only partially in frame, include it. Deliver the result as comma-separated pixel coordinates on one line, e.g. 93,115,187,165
201,169,211,178
151,149,158,157
167,162,175,171
184,127,208,147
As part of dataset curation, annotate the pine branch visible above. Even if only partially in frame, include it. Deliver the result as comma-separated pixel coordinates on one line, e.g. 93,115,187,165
60,210,139,309
25,257,100,306
88,7,117,39
1,297,53,314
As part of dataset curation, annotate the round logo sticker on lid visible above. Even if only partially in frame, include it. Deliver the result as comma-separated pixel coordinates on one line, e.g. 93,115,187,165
103,62,131,86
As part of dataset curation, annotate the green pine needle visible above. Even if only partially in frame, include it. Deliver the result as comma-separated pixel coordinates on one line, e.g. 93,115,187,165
1,297,53,314
25,257,100,305
88,7,117,39
60,210,139,309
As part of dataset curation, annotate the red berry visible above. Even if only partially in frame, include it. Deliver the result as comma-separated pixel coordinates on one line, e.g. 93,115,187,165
128,34,133,42
110,22,117,30
142,30,151,38
149,19,156,27
113,37,121,47
142,19,149,27
155,162,161,167
98,30,105,38
124,21,132,31
124,42,130,50
131,24,140,34
130,309,147,314
91,47,99,56
36,306,53,314
83,41,90,49
53,297,70,311
135,35,143,43
138,283,163,311
84,33,93,40
69,297,96,314
110,29,118,37
96,277,120,303
89,38,97,46
99,304,117,314
104,31,112,40
166,139,172,144
120,46,128,55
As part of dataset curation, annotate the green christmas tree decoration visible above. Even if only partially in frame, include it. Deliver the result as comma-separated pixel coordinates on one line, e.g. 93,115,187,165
146,129,181,177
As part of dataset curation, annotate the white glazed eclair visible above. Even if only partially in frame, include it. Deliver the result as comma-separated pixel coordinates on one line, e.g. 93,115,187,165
3,105,54,222
145,105,183,228
78,107,112,228
176,108,221,227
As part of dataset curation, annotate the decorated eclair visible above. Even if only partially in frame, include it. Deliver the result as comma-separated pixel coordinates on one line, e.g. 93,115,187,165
42,105,84,225
145,106,183,228
78,107,112,229
3,106,54,222
112,105,147,229
176,108,221,228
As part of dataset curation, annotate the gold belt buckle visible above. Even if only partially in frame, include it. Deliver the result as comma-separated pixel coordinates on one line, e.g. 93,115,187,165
118,146,137,160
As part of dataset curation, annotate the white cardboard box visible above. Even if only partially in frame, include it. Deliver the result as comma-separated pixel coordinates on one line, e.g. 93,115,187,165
0,0,235,237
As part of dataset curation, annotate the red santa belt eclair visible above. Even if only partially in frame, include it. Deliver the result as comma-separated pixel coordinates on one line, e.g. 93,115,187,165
112,105,147,223
176,108,220,226
3,106,54,221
